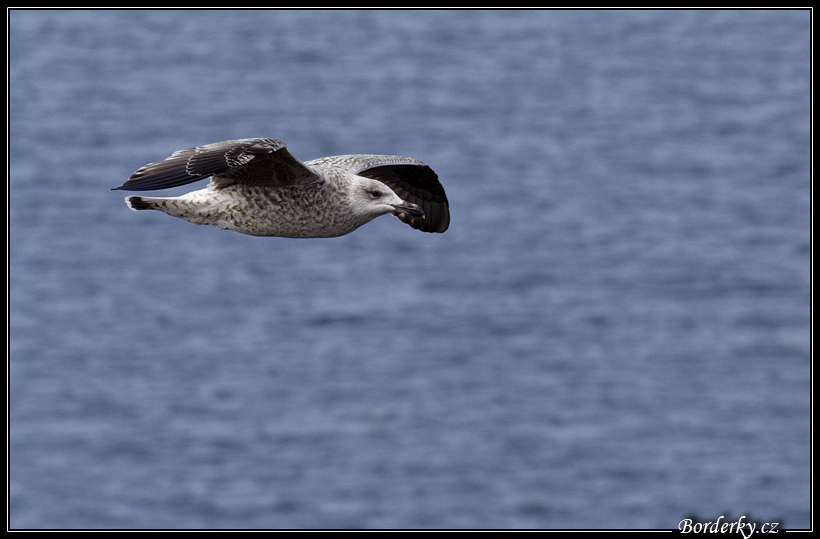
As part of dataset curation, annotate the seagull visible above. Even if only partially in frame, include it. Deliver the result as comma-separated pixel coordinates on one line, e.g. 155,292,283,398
113,138,449,237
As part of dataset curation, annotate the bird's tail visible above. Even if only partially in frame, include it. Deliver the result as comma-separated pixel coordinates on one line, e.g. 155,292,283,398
123,193,223,228
125,195,159,211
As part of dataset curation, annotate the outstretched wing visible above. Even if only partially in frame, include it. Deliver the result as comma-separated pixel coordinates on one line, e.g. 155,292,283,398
112,138,319,191
313,155,449,233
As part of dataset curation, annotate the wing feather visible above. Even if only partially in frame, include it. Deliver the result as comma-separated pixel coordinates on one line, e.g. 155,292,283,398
113,138,318,191
348,156,449,233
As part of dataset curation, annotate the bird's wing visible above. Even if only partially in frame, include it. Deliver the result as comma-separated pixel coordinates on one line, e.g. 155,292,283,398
311,155,450,233
113,138,319,191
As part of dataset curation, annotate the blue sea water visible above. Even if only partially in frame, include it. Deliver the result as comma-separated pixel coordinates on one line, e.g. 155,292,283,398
9,9,811,529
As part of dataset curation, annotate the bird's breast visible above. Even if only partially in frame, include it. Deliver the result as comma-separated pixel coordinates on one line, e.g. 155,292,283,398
213,183,364,238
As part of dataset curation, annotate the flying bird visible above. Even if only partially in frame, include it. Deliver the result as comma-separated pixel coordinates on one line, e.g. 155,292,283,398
113,138,449,237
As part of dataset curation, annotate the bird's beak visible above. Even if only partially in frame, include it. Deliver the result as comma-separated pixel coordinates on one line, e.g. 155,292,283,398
392,202,424,219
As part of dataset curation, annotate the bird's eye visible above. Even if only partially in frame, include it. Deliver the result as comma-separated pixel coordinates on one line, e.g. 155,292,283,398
369,190,381,198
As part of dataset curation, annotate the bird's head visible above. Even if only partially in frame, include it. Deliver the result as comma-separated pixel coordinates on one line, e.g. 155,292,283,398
350,177,424,221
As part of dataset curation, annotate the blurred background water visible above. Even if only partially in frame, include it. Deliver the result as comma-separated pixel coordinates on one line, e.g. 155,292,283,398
9,9,810,529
